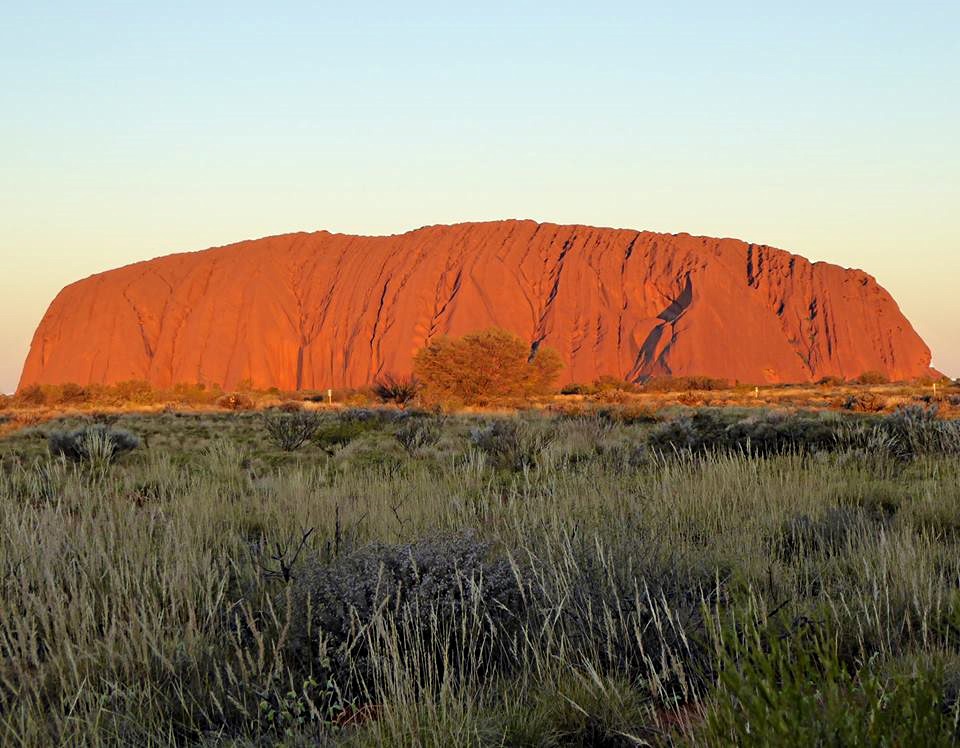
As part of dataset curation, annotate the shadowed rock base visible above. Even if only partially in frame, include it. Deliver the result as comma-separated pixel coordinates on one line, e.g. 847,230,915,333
19,220,937,390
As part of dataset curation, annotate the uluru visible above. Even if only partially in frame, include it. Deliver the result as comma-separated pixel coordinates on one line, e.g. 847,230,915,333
19,220,937,391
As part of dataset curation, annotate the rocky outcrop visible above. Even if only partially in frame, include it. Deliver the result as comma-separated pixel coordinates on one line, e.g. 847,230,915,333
19,220,936,390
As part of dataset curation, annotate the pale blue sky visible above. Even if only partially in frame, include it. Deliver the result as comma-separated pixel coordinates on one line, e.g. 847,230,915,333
2,1,958,392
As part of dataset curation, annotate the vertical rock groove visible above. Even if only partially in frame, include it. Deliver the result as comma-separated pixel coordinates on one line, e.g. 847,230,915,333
19,220,937,390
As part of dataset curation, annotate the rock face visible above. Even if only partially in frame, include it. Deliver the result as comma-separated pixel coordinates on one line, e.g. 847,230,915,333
20,220,936,390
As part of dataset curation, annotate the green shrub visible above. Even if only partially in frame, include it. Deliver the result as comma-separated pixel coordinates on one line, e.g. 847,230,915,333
835,406,960,461
648,407,958,462
537,535,716,691
281,532,532,698
882,405,960,459
313,412,382,455
47,425,141,464
331,432,406,473
700,618,959,746
393,417,443,455
648,410,839,456
339,407,390,424
91,411,120,427
497,672,658,747
261,410,321,451
469,419,555,470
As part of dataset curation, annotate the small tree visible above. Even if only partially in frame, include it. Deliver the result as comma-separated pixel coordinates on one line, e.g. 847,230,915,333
413,328,562,406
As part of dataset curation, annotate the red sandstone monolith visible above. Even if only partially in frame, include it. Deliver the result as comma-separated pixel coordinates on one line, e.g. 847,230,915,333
19,220,937,390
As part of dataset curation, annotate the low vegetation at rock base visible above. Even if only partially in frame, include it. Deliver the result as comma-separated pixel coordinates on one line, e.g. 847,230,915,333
5,356,957,425
2,403,960,745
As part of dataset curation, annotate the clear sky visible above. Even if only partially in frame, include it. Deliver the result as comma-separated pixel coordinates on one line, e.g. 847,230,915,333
2,1,958,393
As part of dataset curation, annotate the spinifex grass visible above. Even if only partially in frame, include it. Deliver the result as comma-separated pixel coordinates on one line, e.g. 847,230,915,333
0,407,959,745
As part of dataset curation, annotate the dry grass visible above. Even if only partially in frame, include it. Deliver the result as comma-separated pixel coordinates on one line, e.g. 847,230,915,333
1,381,957,443
1,405,959,745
